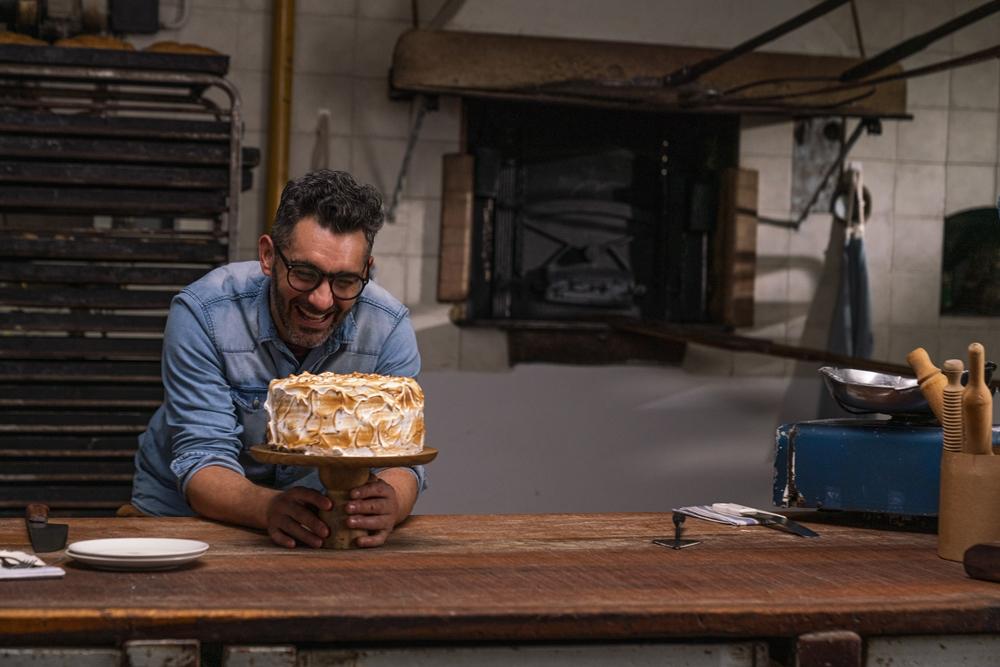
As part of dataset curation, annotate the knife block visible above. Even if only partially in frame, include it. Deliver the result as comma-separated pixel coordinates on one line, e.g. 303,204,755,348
937,451,1000,561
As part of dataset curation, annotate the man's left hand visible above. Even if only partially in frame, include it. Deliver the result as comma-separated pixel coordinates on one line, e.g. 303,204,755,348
345,475,399,547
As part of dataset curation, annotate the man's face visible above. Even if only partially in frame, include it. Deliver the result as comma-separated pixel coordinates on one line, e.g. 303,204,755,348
259,217,372,353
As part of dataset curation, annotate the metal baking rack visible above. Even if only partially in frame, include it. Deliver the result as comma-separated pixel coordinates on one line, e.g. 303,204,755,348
0,44,256,515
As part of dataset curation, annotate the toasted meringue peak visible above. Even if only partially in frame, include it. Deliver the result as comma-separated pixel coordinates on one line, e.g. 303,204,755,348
265,371,424,456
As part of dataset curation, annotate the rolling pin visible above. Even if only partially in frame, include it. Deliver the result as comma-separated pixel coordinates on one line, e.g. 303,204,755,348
907,347,946,422
964,542,1000,583
962,342,993,455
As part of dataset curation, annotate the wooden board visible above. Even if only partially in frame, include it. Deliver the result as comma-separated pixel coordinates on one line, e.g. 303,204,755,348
0,160,230,189
0,337,163,361
0,360,161,382
2,312,168,334
0,230,226,262
0,110,230,140
0,185,226,216
0,135,231,165
437,153,474,302
0,514,996,646
710,168,757,328
392,30,907,117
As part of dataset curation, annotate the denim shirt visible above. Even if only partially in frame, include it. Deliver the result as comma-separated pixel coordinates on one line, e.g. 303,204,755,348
131,261,425,516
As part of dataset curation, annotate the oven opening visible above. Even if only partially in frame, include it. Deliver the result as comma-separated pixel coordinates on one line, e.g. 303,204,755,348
461,99,741,326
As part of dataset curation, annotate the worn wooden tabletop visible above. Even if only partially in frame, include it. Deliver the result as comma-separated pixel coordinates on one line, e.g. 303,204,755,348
0,513,997,645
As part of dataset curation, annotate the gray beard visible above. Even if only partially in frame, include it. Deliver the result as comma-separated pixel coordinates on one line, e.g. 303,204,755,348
269,277,342,351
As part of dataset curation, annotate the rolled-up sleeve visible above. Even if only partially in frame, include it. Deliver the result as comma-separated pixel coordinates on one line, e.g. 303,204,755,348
161,294,246,495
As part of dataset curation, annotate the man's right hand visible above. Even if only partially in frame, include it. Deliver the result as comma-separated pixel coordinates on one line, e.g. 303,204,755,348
265,487,333,548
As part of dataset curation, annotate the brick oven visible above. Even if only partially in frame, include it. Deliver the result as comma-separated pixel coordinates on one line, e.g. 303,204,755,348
390,28,906,363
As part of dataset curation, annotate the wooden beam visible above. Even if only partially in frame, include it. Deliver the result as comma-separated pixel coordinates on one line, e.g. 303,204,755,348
437,153,474,302
710,168,758,328
391,29,907,117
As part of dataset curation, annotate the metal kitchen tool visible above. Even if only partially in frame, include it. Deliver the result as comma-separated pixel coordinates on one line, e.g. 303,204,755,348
740,511,819,538
711,503,819,538
0,555,36,569
25,504,68,553
652,512,701,550
819,363,996,416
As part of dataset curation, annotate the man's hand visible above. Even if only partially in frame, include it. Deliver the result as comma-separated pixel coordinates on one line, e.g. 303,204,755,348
186,465,417,550
265,487,333,548
345,476,400,548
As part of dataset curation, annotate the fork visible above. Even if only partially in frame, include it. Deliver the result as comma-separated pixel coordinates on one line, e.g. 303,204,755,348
0,555,37,569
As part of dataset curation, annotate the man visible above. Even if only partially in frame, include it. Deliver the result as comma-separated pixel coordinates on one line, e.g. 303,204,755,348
129,170,424,548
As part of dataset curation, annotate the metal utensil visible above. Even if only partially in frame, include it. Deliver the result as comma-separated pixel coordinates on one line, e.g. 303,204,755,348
711,503,819,538
738,511,820,538
0,555,37,569
25,504,68,553
819,363,997,415
652,511,701,550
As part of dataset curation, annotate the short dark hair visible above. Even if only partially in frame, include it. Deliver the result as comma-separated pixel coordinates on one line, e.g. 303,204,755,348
270,170,384,253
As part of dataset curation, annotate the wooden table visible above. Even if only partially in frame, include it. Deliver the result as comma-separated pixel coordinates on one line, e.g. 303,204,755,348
1,513,998,665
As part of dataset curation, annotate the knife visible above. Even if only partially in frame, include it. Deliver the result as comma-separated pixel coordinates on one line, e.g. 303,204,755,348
25,504,68,553
711,503,819,538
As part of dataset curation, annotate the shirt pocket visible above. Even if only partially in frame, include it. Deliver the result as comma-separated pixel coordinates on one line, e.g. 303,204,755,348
230,387,269,449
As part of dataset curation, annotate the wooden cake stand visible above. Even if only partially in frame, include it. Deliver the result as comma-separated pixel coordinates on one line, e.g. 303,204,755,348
249,445,437,549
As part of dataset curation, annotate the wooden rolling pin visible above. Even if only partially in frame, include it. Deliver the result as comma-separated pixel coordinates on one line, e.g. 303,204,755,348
962,343,993,455
964,542,1000,583
907,347,946,421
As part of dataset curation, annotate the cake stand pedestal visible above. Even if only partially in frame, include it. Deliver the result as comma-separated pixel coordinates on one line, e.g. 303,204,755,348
249,445,438,549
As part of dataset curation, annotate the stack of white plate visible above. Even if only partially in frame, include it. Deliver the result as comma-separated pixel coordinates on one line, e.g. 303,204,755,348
66,538,209,571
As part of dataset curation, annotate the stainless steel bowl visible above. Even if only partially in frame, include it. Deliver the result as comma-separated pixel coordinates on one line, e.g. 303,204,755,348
819,363,996,415
819,367,925,414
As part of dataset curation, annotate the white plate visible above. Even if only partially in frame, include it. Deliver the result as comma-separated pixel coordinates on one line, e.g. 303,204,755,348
66,538,208,571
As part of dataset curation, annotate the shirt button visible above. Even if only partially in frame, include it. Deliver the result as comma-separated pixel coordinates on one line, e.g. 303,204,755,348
253,398,260,408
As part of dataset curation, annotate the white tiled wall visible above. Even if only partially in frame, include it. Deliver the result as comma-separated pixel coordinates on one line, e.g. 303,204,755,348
733,1,1000,371
148,0,1000,374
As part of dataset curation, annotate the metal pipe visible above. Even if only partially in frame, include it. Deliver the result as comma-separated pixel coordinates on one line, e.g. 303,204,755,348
265,0,295,232
727,43,1000,107
663,0,850,87
840,0,1000,81
848,0,866,58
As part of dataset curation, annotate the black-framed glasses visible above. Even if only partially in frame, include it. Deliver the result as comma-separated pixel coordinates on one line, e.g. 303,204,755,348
274,245,369,300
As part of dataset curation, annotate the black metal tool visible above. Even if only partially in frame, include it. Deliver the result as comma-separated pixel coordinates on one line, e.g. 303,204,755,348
742,511,820,538
25,504,68,553
652,512,701,550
